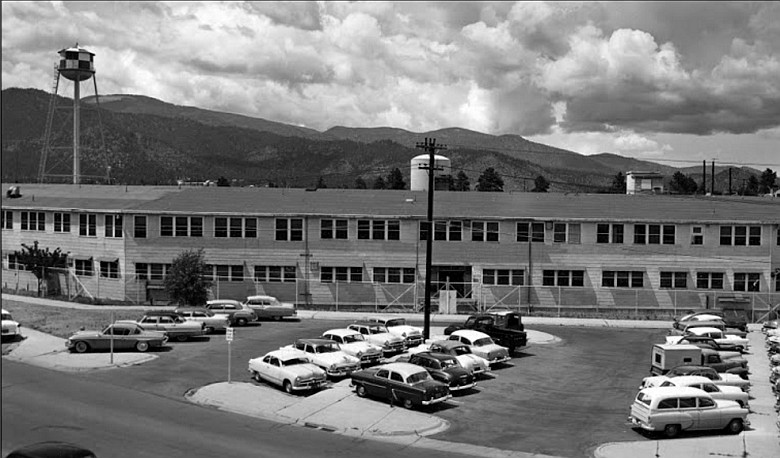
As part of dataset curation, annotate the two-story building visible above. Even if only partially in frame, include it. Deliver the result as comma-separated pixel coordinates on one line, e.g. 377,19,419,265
2,183,778,317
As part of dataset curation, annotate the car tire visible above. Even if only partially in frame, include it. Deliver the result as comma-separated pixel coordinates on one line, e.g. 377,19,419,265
204,326,215,334
252,371,261,383
663,424,680,438
236,317,248,327
283,380,293,394
356,384,367,397
402,398,414,410
725,418,744,434
135,341,149,352
74,341,89,353
175,335,189,342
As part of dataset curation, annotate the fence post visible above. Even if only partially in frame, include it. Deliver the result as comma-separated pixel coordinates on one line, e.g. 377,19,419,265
557,286,561,318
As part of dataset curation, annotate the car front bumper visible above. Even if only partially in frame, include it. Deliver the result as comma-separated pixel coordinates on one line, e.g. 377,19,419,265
422,393,452,406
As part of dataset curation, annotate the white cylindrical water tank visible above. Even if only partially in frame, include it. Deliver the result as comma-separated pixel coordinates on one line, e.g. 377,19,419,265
410,154,451,191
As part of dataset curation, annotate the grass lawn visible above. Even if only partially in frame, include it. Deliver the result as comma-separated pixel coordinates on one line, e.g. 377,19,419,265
1,300,143,339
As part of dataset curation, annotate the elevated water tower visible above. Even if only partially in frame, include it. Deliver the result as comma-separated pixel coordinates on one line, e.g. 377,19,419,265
39,44,107,184
410,154,451,191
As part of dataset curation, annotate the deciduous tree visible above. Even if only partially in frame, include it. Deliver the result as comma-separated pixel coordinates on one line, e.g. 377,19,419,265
13,241,69,296
164,249,212,306
669,171,698,194
759,168,777,194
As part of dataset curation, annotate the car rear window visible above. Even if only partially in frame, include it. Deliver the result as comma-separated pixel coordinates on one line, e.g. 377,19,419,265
657,398,677,409
636,392,652,406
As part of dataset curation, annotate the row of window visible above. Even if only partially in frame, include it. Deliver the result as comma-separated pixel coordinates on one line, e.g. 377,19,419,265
4,210,775,247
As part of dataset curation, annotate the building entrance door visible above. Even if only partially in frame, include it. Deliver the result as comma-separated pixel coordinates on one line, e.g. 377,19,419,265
431,266,472,298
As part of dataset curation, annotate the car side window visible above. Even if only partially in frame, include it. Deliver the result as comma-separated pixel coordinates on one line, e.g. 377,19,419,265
376,369,390,379
701,384,718,393
390,372,404,382
698,397,715,408
263,355,272,363
679,397,696,408
657,398,677,409
141,317,155,323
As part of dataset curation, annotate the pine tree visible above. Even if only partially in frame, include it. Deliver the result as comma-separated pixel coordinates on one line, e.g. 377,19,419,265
475,168,504,192
454,170,470,191
373,176,387,189
531,175,550,192
386,168,406,190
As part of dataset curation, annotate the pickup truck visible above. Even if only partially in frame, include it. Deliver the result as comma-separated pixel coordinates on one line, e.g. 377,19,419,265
443,311,527,354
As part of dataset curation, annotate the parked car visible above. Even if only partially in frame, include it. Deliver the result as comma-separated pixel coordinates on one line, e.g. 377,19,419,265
394,351,476,392
5,441,97,458
66,322,168,353
641,365,751,392
281,338,361,378
422,340,492,377
762,320,779,333
665,334,744,358
321,328,384,366
628,386,749,438
447,329,511,366
684,326,749,351
347,322,406,355
656,375,750,408
243,295,297,320
205,299,257,326
175,307,230,334
367,317,424,347
248,349,327,394
444,311,527,354
670,320,748,339
118,311,204,342
351,362,452,409
2,308,21,341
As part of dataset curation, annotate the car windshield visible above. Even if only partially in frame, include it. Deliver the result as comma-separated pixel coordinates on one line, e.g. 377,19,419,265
473,337,494,346
440,358,458,368
452,346,472,355
386,319,405,327
282,358,308,366
368,326,385,334
343,334,364,343
406,371,432,384
2,312,12,320
315,344,338,353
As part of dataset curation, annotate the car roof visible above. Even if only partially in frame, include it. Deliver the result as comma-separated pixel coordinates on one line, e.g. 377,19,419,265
640,386,710,398
431,340,466,349
486,310,520,317
207,299,242,305
667,375,714,385
267,349,311,361
669,364,714,373
296,338,337,345
687,327,725,334
451,329,490,339
380,362,428,376
175,307,211,313
414,351,455,362
352,321,386,327
246,295,275,300
323,328,359,337
144,310,183,316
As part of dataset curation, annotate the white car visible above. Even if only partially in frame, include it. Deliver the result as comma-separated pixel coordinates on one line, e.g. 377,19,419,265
656,375,749,408
685,326,749,351
368,317,424,348
243,295,296,320
409,339,492,377
347,323,406,355
281,338,361,378
321,329,384,366
174,308,230,334
248,349,327,394
447,330,511,366
640,368,750,393
1,309,21,340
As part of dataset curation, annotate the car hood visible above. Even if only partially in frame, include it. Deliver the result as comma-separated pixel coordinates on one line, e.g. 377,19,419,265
312,352,360,365
341,342,382,354
284,364,325,378
368,333,404,344
388,325,422,336
2,319,20,328
456,354,489,369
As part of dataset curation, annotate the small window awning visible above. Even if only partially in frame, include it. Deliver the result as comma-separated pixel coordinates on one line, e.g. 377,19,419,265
96,257,119,263
70,254,93,261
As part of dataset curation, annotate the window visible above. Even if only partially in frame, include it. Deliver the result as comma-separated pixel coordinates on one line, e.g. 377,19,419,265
602,271,644,288
254,265,297,283
276,218,303,241
660,272,687,289
516,222,544,242
596,224,623,244
79,214,97,236
420,221,462,241
373,267,416,283
634,224,674,245
214,217,256,238
54,213,70,233
483,269,524,286
553,223,566,243
21,211,45,231
161,216,174,237
691,226,703,245
699,397,715,408
320,219,348,239
134,216,147,238
6,253,25,270
74,259,93,276
100,260,119,279
191,217,204,237
734,273,760,292
211,265,244,282
696,272,724,290
542,270,585,287
2,210,12,230
551,223,581,244
657,398,677,409
321,266,362,283
136,263,148,280
104,215,123,238
150,263,166,281
358,219,400,240
471,221,499,242
215,217,228,238
720,225,761,246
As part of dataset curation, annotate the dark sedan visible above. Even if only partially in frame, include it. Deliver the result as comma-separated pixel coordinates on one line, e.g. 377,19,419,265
350,362,451,409
66,322,168,353
398,351,476,392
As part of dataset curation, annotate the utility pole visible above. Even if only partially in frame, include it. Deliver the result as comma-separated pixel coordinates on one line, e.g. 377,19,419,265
415,137,447,339
711,159,715,195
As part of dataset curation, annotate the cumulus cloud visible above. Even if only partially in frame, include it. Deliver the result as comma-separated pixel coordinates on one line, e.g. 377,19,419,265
1,1,778,164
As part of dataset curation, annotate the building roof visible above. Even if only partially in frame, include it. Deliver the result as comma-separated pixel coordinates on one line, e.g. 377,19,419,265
2,183,779,223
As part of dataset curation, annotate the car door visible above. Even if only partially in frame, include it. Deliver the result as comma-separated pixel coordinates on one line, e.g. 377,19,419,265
266,356,282,385
677,396,701,431
388,370,408,402
110,326,132,350
696,396,721,429
367,369,390,397
140,316,161,331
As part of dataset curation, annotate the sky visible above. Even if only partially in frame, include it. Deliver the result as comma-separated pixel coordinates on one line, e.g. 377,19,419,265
2,1,779,168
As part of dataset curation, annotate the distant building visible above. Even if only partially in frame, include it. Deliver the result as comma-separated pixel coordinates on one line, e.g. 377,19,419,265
626,171,664,195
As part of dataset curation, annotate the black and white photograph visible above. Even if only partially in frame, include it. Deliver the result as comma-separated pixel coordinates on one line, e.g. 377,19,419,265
2,2,779,457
